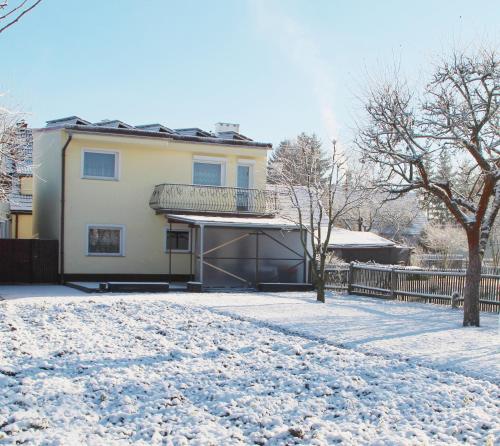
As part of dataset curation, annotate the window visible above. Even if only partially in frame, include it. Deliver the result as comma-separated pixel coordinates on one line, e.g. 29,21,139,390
82,150,118,179
165,229,190,252
193,157,225,186
87,225,124,256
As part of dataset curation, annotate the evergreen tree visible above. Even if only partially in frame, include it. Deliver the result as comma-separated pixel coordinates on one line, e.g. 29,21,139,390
267,133,331,185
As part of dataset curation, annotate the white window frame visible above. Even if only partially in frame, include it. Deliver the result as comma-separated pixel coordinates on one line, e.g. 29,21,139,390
86,224,126,257
164,227,191,253
81,149,120,181
192,155,226,186
236,159,255,189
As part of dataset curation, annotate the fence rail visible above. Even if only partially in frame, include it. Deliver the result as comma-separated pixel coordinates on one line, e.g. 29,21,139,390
412,254,500,275
325,263,499,313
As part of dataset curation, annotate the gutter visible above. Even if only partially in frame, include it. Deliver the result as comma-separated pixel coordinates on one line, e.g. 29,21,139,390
62,125,272,149
59,133,73,283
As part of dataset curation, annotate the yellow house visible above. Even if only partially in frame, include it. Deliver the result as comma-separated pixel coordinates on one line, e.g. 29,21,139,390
33,117,305,287
9,175,33,239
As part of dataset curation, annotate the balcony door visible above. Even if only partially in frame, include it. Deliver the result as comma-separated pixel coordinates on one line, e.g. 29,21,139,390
237,164,251,211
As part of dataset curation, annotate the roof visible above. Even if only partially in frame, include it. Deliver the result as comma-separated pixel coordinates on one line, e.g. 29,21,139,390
41,116,271,148
94,120,133,129
325,227,396,248
9,193,32,212
216,131,252,141
46,116,91,127
16,163,32,176
174,128,213,137
135,124,175,134
61,125,272,149
165,214,297,229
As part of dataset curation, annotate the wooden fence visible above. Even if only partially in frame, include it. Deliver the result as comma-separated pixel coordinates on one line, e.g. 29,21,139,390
412,254,500,275
325,263,499,313
0,239,59,283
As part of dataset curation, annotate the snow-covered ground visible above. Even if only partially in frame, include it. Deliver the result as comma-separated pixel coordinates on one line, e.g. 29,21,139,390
0,286,499,444
158,291,500,382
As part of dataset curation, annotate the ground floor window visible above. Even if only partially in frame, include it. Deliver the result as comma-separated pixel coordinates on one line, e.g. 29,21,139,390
87,225,124,256
165,229,190,253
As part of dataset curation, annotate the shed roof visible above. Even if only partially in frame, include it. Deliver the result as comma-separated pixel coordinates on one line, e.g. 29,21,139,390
325,227,396,248
165,214,297,229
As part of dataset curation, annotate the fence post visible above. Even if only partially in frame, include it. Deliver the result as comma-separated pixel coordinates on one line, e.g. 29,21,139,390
347,262,355,295
389,267,397,299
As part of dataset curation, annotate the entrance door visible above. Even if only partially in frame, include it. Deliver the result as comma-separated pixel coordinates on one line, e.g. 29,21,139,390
236,164,250,211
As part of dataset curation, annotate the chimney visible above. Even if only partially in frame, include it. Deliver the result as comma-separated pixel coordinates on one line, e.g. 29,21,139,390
215,122,240,135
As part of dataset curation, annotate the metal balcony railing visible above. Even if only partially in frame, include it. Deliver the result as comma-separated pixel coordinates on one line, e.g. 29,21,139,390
149,183,279,216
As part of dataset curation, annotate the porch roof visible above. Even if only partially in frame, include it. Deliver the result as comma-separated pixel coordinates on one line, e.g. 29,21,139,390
165,214,297,229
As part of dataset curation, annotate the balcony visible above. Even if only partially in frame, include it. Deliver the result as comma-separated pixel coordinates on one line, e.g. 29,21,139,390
149,183,279,217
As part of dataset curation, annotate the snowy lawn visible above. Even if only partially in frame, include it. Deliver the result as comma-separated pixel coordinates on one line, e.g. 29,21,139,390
155,291,500,382
0,290,499,445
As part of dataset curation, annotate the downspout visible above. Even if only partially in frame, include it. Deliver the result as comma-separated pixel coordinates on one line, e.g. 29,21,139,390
59,133,73,284
199,224,205,283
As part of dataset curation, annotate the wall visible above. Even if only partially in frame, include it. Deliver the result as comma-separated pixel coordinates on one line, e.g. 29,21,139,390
11,214,33,239
60,131,268,275
32,129,65,240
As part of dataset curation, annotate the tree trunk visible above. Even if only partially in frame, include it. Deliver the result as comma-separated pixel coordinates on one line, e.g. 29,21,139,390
463,232,482,327
316,280,326,303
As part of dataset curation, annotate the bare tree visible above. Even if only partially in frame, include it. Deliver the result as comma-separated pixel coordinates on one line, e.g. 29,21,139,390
275,134,369,302
0,0,42,34
356,48,499,326
421,224,468,268
341,187,420,241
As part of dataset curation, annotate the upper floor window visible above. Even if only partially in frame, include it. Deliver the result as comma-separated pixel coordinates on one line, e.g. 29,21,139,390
193,156,225,186
82,150,119,180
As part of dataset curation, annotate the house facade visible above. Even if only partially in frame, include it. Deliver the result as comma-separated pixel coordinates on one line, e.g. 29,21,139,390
33,117,306,287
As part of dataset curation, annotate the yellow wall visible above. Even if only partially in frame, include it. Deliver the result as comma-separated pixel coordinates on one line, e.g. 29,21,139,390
34,129,269,276
20,176,33,195
11,213,33,239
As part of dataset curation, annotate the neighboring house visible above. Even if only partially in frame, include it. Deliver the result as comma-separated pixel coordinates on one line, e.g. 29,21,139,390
33,117,305,287
0,122,33,239
9,170,33,239
271,185,412,264
326,228,411,265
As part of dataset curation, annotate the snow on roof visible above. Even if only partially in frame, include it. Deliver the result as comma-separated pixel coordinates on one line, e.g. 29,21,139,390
9,192,32,212
16,163,32,176
166,214,297,229
325,227,396,248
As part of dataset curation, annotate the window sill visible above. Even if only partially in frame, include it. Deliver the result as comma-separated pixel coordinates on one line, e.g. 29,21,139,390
81,176,119,181
164,250,191,254
86,253,125,257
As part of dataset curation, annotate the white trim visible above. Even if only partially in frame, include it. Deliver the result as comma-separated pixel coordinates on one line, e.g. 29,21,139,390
164,227,191,253
81,148,120,181
236,158,256,165
86,224,125,256
236,161,254,188
192,155,227,186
